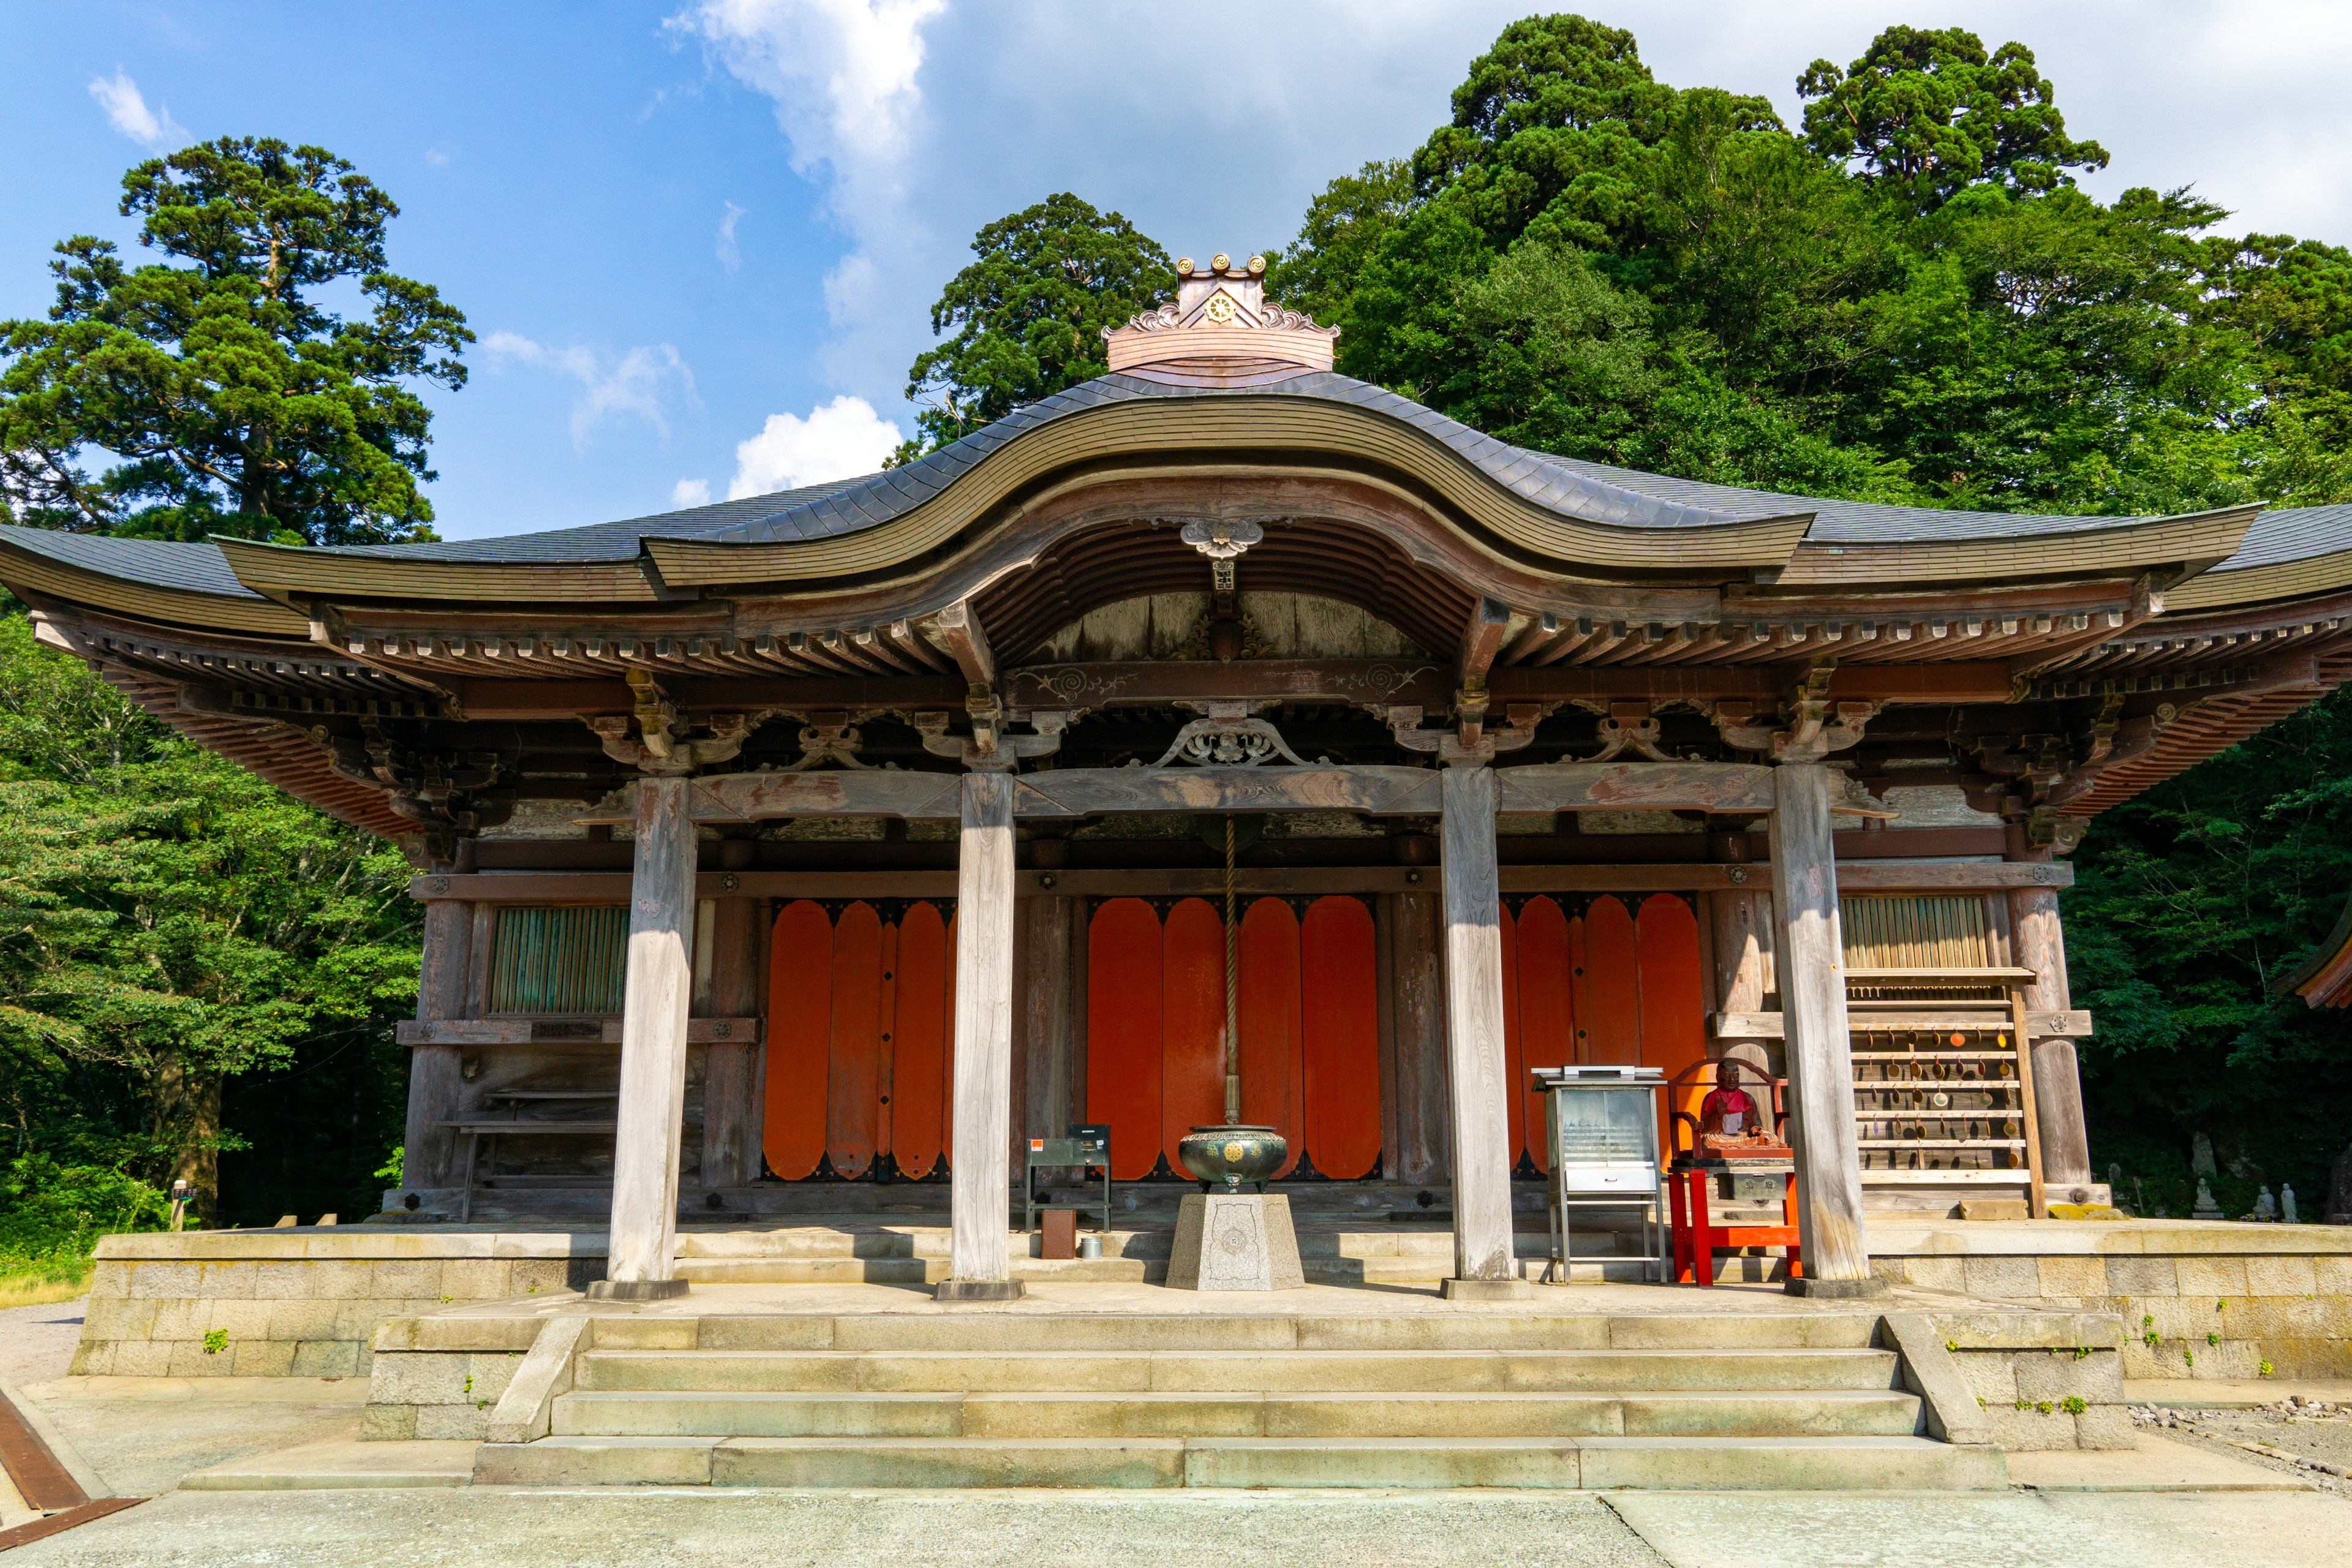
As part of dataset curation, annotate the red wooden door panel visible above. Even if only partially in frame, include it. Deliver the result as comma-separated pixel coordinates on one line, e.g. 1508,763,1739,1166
1239,897,1304,1177
1515,897,1575,1173
1637,894,1708,1151
1500,902,1525,1170
826,902,885,1180
1301,895,1381,1179
941,911,957,1158
1085,899,1163,1180
1161,897,1227,1174
1580,895,1642,1066
763,900,834,1181
891,902,949,1181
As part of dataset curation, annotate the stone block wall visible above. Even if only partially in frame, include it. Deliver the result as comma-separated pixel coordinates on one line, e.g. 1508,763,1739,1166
360,1317,545,1439
1874,1221,2352,1380
1929,1310,2132,1451
71,1231,604,1380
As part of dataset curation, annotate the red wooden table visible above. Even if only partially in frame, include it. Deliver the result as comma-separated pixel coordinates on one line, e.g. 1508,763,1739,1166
1667,1165,1803,1286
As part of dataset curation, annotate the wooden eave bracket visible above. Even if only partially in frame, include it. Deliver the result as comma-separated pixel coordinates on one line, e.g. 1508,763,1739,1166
1452,596,1515,747
914,707,1068,772
584,668,764,774
1387,701,1541,766
1703,660,1882,763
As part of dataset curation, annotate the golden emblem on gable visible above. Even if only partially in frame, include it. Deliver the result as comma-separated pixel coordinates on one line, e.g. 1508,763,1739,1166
1202,291,1238,325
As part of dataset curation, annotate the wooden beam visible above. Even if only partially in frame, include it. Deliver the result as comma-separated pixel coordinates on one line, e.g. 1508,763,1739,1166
1014,766,1442,818
398,1017,763,1046
1496,761,1777,814
1457,597,1512,689
404,858,2072,905
931,600,996,692
1005,659,1449,711
1710,1009,2092,1039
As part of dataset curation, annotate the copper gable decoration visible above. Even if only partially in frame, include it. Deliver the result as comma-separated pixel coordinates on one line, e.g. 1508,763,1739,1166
1102,252,1340,374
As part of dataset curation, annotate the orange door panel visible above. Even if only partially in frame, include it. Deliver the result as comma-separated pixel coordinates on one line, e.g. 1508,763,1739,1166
1637,894,1708,1153
762,900,834,1180
891,902,950,1181
1500,902,1525,1169
941,911,957,1158
1161,897,1227,1174
825,902,885,1180
1515,897,1575,1173
1085,899,1164,1180
1238,897,1304,1177
1300,895,1381,1179
1580,895,1642,1066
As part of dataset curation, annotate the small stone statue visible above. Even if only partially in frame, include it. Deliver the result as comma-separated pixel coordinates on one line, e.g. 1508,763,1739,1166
2282,1185,2300,1224
2193,1177,2222,1219
2253,1186,2278,1222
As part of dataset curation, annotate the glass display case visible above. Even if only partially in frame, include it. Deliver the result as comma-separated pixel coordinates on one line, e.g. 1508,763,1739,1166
1532,1065,1667,1284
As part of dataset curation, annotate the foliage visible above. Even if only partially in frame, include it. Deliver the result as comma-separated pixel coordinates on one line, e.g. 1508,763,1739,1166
0,136,470,545
1267,14,2346,514
1796,25,2108,207
899,193,1170,455
0,608,420,1220
2066,684,2352,1213
0,1153,168,1280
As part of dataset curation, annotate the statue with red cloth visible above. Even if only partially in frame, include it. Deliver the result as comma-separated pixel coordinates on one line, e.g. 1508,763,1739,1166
1697,1060,1790,1161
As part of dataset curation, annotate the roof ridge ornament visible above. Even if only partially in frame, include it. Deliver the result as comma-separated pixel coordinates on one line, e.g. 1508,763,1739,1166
1103,252,1339,375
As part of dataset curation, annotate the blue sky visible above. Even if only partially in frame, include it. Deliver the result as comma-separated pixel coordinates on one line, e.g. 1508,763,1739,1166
7,2,2352,541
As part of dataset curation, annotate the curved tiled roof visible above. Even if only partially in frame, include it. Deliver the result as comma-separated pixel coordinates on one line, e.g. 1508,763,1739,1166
4,367,2351,614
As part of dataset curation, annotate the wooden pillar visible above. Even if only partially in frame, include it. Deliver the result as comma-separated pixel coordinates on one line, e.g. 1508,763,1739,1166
597,777,697,1299
2010,884,2094,1189
1766,763,1877,1293
1389,889,1447,1185
698,870,761,1189
1706,828,1777,1087
1438,763,1524,1294
402,899,472,1192
941,769,1022,1298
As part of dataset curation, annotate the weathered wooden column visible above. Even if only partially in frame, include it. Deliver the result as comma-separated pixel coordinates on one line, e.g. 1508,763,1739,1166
1706,826,1777,1087
1438,762,1529,1298
2007,827,2094,1191
1766,763,1880,1295
594,777,697,1300
698,837,762,1189
402,897,472,1196
940,767,1023,1299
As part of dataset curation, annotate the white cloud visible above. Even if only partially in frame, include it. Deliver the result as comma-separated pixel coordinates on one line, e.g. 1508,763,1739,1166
672,478,714,508
668,0,949,391
481,331,699,446
88,70,186,148
727,395,902,498
424,147,451,168
716,202,748,271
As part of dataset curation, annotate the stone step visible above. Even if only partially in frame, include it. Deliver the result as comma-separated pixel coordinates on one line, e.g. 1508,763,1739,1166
594,1311,1879,1354
671,1227,1591,1262
573,1347,1902,1395
552,1387,1925,1439
473,1433,2004,1490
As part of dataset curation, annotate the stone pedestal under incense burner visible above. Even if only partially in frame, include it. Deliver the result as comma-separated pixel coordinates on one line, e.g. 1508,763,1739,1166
1166,1193,1305,1291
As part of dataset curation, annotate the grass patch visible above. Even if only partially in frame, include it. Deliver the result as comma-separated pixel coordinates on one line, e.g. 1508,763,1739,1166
0,1264,92,1310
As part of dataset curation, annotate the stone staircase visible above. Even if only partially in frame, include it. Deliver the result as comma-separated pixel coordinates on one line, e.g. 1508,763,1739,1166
472,1309,2007,1489
672,1223,1692,1287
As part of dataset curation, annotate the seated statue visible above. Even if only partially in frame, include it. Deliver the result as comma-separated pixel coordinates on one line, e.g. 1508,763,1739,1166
1697,1061,1791,1161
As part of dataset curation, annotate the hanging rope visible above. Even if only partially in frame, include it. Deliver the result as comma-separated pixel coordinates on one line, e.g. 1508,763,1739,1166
1223,812,1241,1125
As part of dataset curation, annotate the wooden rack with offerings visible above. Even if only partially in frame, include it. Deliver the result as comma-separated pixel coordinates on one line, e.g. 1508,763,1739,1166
1844,967,2047,1218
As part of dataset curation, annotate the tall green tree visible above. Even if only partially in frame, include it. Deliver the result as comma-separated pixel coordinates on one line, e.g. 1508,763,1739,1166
1798,26,2108,208
900,194,1170,454
0,609,419,1216
0,137,470,545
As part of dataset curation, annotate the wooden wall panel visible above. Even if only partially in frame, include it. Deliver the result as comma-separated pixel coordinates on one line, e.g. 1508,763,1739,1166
1161,897,1227,1174
1581,895,1642,1066
763,900,834,1180
1085,899,1164,1180
1515,897,1575,1174
1239,897,1305,1177
1302,895,1381,1180
824,902,885,1180
1390,891,1448,1185
892,902,950,1180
